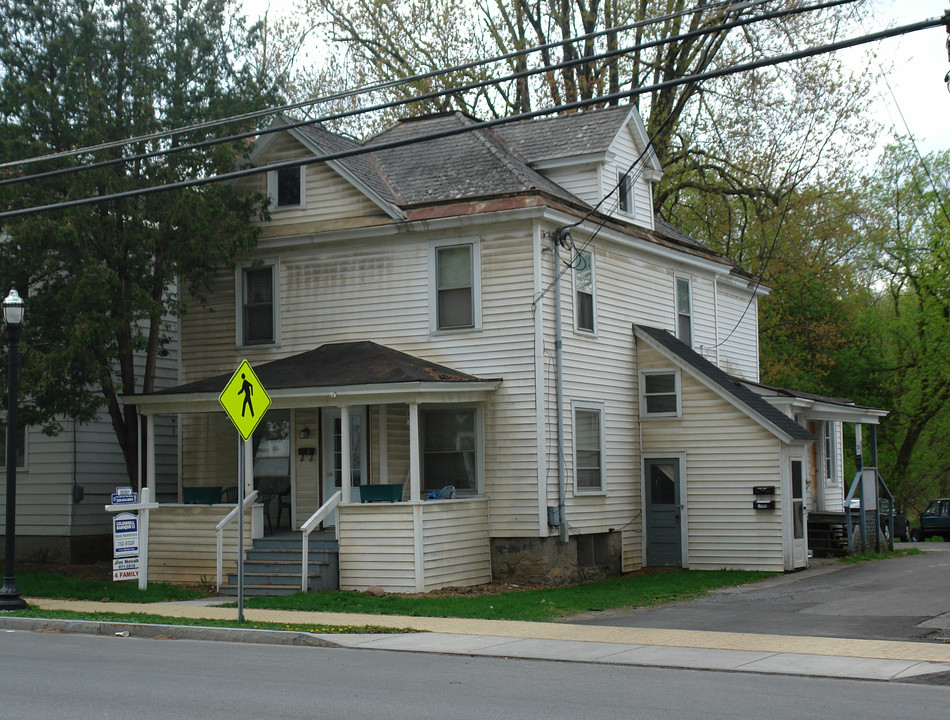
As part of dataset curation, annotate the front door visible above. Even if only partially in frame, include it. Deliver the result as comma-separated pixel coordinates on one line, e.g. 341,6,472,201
791,458,808,567
321,407,367,526
645,458,682,566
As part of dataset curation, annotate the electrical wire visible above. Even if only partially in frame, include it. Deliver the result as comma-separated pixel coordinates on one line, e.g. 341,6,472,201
7,10,935,222
0,0,780,173
0,0,851,191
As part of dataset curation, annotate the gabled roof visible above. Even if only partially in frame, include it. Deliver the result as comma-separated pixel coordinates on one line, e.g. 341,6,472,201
494,106,662,179
367,112,582,206
634,325,814,444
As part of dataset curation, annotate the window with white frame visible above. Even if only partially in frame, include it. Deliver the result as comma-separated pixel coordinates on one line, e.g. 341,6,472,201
640,370,680,417
618,172,632,214
431,239,479,331
239,264,278,346
0,423,26,469
575,250,595,333
824,421,837,486
421,407,479,495
267,165,304,209
574,405,604,491
675,276,692,346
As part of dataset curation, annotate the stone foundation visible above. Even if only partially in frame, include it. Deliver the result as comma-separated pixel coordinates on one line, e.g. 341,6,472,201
491,531,622,586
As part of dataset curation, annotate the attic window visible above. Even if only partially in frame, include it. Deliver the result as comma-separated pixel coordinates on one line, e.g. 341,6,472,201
618,172,632,214
268,165,304,209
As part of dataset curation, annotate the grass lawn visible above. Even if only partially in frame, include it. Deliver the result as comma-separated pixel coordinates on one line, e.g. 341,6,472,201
240,568,776,622
14,565,775,623
17,568,208,603
2,608,410,634
840,547,922,564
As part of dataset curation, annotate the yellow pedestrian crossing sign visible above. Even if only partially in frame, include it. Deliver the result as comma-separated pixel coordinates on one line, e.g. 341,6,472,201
219,359,271,440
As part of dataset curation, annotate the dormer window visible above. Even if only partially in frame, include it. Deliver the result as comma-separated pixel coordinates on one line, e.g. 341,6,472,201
618,172,632,214
268,165,305,209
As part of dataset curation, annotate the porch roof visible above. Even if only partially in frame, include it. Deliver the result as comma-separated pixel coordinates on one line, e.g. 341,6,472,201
741,381,888,425
126,341,503,414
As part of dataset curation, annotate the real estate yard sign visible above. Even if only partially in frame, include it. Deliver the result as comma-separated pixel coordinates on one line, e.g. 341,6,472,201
112,511,140,581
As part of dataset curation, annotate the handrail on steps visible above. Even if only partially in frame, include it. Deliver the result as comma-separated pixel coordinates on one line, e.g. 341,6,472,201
300,491,342,592
215,490,259,590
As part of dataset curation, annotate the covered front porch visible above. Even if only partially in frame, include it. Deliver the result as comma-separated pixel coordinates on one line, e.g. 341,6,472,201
126,341,501,593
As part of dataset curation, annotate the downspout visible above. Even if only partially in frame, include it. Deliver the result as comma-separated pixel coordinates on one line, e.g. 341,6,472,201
553,230,568,544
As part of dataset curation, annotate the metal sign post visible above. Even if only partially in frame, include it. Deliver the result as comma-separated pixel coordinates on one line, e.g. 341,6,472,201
218,359,271,622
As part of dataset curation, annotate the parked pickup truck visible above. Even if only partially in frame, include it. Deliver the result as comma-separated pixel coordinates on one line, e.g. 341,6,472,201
918,498,950,541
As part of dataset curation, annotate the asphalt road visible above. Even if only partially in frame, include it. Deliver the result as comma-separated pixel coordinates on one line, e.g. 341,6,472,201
573,544,950,642
3,631,947,720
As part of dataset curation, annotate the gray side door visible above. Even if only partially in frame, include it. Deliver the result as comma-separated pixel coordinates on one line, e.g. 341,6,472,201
645,458,682,567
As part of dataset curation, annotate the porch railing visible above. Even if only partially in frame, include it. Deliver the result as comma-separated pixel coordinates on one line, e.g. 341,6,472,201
215,490,259,589
300,490,342,591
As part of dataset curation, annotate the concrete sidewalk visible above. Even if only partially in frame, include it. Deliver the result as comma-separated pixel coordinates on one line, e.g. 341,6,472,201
8,597,950,682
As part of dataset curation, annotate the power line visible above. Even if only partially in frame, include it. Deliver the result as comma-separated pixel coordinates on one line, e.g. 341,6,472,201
0,0,776,172
1,12,944,222
1,0,833,190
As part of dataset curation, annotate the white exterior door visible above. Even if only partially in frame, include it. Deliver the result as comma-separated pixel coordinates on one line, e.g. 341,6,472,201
790,458,808,568
321,407,367,526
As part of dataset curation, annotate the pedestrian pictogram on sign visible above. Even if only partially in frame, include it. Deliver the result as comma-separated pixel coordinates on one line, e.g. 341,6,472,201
219,359,271,440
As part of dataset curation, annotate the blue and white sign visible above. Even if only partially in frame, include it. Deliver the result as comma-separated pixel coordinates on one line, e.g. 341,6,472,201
111,486,138,505
113,512,139,558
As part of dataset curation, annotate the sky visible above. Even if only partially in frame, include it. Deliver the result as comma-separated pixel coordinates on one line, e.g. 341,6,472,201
854,0,950,156
242,0,950,157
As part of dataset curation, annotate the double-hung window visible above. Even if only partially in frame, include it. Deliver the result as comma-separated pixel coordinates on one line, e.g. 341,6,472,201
421,407,479,495
431,239,480,331
575,250,595,333
640,371,680,418
675,277,692,346
574,405,604,492
239,264,278,346
268,165,304,209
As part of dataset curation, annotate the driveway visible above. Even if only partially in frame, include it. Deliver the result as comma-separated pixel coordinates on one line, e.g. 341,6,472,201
572,545,950,642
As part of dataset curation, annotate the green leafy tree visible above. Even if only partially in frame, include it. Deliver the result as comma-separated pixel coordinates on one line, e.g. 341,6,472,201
844,144,950,510
0,0,278,482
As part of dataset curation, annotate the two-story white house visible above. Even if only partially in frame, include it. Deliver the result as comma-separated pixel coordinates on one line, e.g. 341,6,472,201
126,105,885,592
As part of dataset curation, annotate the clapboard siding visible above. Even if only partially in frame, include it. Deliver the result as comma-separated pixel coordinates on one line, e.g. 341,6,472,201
638,345,785,572
147,504,254,584
237,132,390,232
5,427,74,536
541,164,601,207
422,499,491,588
338,499,490,592
294,409,320,528
716,282,759,381
181,413,237,491
180,221,542,538
338,504,416,592
605,125,655,229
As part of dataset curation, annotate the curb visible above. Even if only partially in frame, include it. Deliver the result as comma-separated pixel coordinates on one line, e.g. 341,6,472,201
0,616,344,648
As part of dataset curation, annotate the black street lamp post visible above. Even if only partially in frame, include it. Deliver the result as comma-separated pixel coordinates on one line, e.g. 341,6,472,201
0,284,26,611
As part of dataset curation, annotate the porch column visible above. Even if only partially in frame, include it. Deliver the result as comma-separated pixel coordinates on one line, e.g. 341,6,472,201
379,404,388,484
145,414,156,491
409,402,421,500
340,405,351,504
